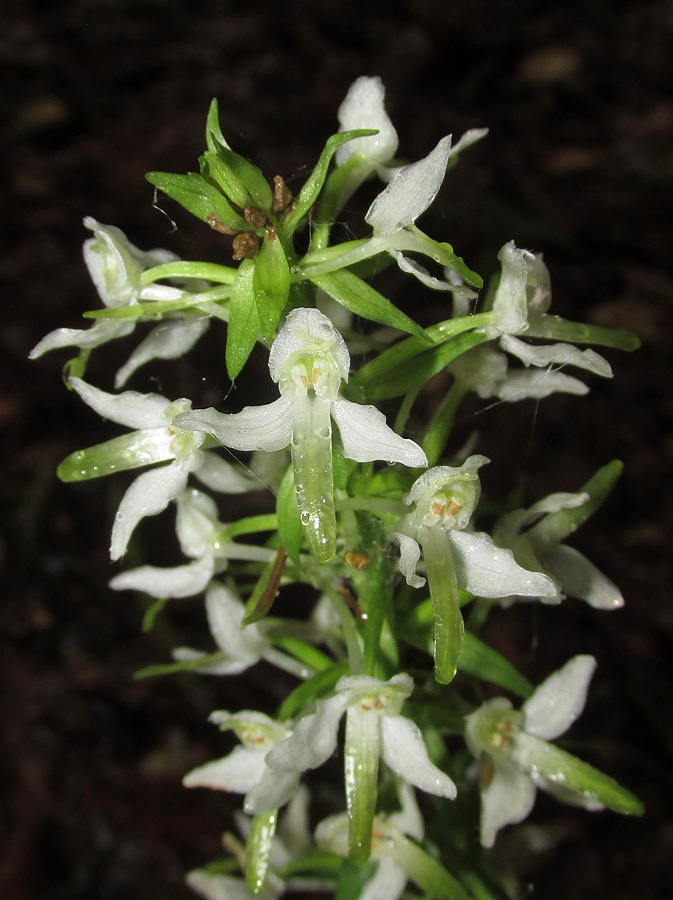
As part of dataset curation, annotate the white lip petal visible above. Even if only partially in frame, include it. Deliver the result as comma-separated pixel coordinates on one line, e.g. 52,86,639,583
29,319,135,359
70,377,170,429
480,760,537,848
500,334,613,378
174,397,293,452
110,463,189,560
109,556,214,598
449,530,557,598
365,135,453,235
380,715,457,799
115,318,210,388
265,693,350,773
332,397,427,467
543,544,624,610
522,655,596,741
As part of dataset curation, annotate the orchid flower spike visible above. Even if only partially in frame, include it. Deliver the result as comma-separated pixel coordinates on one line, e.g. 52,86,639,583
393,456,556,684
263,672,456,865
465,655,643,847
175,308,427,561
29,217,210,387
58,378,262,560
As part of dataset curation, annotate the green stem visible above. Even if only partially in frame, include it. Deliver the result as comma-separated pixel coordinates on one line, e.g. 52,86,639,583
422,381,468,466
140,260,237,285
324,587,363,676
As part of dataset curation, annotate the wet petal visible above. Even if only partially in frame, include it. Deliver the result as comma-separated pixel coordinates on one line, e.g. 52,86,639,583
523,655,596,740
175,398,293,452
115,317,210,387
380,716,457,798
265,693,350,773
70,377,169,429
332,397,427,467
500,334,613,377
184,745,266,794
336,75,398,167
196,452,263,494
449,530,557,598
205,581,267,658
109,556,214,598
29,319,135,358
543,544,624,610
480,760,537,847
394,533,425,588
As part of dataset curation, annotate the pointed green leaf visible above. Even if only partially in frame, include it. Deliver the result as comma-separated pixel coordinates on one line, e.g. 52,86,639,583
146,171,248,230
284,129,378,234
526,315,640,351
389,834,471,900
276,465,304,567
205,98,230,152
226,258,263,379
253,229,290,342
312,269,427,339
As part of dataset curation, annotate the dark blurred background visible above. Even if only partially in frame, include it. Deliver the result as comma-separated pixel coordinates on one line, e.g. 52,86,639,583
2,1,672,898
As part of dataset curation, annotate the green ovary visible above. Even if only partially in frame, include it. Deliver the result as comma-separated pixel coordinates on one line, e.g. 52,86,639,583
291,393,337,561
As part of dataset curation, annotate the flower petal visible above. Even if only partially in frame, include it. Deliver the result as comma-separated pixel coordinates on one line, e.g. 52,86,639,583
394,533,425,588
500,334,613,378
195,451,263,494
244,769,301,815
380,716,457,798
332,397,427,467
359,858,408,900
543,544,624,610
268,307,350,385
174,397,293,452
365,136,452,235
70,377,169,429
185,871,261,900
480,760,537,847
109,556,214,598
449,530,557,598
205,581,266,658
183,746,266,793
496,368,589,401
390,251,453,291
82,217,142,307
490,241,530,336
29,319,135,359
265,693,350,773
110,463,189,560
336,75,398,168
115,317,210,387
522,655,596,740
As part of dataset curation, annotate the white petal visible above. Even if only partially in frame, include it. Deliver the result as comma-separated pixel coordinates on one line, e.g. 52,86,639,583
490,241,530,336
332,397,427,467
114,317,209,387
359,858,407,900
183,746,266,793
244,768,300,814
394,532,425,588
109,557,214,598
543,544,624,610
523,655,596,740
387,782,424,841
205,581,266,658
185,872,256,900
500,334,613,378
268,307,350,385
365,136,452,235
496,368,589,401
82,217,142,307
449,530,557,598
336,75,399,167
391,251,453,291
265,693,350,773
171,647,254,676
70,377,169,429
195,452,263,494
174,397,293,452
380,716,457,798
110,463,188,560
480,761,537,848
175,488,220,558
448,128,489,159
29,319,135,358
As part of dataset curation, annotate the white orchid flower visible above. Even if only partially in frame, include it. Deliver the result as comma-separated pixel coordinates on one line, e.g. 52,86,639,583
175,308,427,561
393,456,556,684
183,710,300,816
58,378,262,560
109,491,274,600
263,673,456,864
29,217,210,386
493,487,624,610
465,655,643,847
484,242,613,382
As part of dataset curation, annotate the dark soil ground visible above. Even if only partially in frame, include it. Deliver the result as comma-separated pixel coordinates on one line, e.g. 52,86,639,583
2,2,672,898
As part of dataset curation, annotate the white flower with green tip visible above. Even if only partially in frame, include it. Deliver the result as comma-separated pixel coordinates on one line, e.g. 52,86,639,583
484,242,613,382
109,490,274,600
466,655,643,847
263,672,456,865
29,217,209,386
58,378,262,560
184,710,300,815
393,456,557,684
174,308,427,562
493,488,624,610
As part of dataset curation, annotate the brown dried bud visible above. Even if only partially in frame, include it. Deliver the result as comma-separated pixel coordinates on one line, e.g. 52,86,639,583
272,175,293,213
244,206,268,228
232,231,260,260
345,551,370,570
206,212,238,235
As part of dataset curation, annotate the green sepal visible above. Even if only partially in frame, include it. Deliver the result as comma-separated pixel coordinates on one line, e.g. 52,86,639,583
283,129,378,235
226,258,263,379
513,732,644,816
62,348,91,383
205,98,230,152
145,171,248,231
277,662,350,722
529,459,623,548
526,315,640,351
312,269,427,340
253,230,291,342
133,651,227,680
245,809,278,895
142,596,170,632
276,465,304,568
57,432,173,482
268,635,333,672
